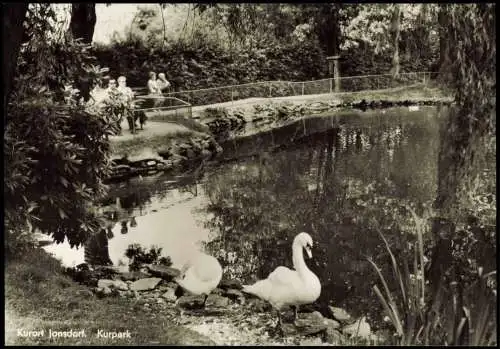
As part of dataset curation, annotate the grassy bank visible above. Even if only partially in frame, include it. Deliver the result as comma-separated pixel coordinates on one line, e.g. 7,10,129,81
5,248,215,346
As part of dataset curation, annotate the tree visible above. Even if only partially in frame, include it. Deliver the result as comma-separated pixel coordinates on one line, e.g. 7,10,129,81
435,4,496,216
2,4,29,121
389,4,401,76
5,3,117,257
69,3,96,43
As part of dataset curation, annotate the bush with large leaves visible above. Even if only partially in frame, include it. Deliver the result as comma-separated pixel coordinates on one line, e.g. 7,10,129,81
5,4,117,257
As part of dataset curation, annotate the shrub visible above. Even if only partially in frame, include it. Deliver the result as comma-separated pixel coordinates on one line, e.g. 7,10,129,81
124,244,173,271
5,4,118,256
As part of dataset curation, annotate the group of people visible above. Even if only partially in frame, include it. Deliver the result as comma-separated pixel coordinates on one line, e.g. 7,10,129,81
147,71,171,95
87,71,174,134
90,75,145,134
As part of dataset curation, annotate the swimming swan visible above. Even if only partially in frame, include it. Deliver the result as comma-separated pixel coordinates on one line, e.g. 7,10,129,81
174,251,223,304
242,232,321,330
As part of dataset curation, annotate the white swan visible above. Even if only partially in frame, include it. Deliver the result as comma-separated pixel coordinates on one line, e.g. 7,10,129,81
242,232,321,330
174,251,223,304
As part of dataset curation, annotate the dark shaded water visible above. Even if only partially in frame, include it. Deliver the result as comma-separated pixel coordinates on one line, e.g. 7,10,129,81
44,106,494,325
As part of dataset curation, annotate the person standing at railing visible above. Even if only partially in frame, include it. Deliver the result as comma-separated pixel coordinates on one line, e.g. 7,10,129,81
157,73,171,94
147,71,163,110
117,75,138,134
147,71,161,95
157,73,173,108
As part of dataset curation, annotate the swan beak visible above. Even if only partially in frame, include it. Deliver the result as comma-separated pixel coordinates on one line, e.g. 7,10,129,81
306,247,312,259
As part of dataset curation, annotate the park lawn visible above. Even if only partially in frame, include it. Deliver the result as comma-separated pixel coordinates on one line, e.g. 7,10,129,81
4,247,215,346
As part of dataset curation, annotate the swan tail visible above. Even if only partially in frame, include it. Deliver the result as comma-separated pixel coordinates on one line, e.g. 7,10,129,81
242,280,270,300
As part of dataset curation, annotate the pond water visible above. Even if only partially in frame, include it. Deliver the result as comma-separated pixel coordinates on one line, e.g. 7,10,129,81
43,106,495,324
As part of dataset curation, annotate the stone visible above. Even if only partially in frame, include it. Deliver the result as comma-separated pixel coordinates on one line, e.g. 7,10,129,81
166,282,178,289
224,289,245,303
145,265,181,281
97,279,114,288
219,279,243,290
130,277,162,291
299,337,323,346
205,294,230,308
211,288,224,296
94,265,121,274
247,298,271,312
328,306,352,323
98,279,128,291
177,295,207,310
185,148,195,158
201,149,212,158
324,328,344,344
120,271,151,281
162,288,178,303
76,289,94,298
341,317,371,339
282,311,330,336
95,286,113,298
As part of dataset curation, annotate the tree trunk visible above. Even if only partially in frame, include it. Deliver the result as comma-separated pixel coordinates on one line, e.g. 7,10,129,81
317,4,341,57
437,5,452,79
2,3,29,120
69,3,97,43
390,4,401,77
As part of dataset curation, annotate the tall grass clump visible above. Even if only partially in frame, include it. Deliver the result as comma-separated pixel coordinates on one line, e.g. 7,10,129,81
368,207,497,346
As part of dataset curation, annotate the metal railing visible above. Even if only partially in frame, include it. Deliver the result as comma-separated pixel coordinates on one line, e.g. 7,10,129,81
133,95,192,119
130,72,437,108
130,72,439,117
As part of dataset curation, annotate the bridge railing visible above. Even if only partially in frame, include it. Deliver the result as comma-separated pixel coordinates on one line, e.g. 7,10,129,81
131,72,438,109
130,72,439,117
132,95,192,119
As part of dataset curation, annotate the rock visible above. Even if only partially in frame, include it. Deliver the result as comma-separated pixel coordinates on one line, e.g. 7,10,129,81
130,277,162,291
326,318,340,329
166,282,178,289
201,149,212,158
211,288,224,296
328,306,352,323
342,316,371,339
219,279,243,290
145,265,181,281
205,294,230,308
75,288,94,298
162,288,178,303
95,286,113,298
282,311,331,336
247,298,271,312
177,295,207,310
120,271,150,281
98,279,129,291
224,289,245,303
185,148,195,158
299,337,324,346
94,265,121,274
324,328,344,344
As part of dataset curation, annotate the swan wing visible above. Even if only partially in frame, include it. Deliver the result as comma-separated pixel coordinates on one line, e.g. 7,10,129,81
267,266,301,285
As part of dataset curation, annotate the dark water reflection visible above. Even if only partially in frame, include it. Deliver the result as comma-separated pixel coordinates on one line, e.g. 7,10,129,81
45,106,494,324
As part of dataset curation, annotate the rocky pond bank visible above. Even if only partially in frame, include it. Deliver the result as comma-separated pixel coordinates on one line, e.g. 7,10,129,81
105,84,452,183
65,262,387,345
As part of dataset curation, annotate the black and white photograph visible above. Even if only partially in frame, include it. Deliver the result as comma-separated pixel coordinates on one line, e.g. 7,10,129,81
4,2,496,346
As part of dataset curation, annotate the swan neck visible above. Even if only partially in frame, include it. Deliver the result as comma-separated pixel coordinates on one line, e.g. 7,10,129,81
292,243,310,275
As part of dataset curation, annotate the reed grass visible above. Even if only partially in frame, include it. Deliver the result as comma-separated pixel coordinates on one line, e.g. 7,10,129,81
367,208,497,346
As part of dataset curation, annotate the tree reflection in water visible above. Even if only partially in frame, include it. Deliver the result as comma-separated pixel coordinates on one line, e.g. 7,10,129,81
201,108,443,319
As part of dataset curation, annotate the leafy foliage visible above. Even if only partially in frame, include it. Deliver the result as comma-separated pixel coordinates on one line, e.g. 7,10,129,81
125,243,173,271
5,4,116,256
